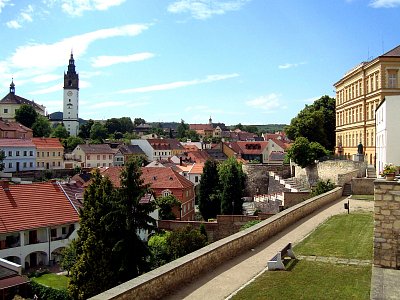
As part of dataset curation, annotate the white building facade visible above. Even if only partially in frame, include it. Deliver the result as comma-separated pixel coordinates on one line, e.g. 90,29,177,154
63,53,79,137
376,95,400,176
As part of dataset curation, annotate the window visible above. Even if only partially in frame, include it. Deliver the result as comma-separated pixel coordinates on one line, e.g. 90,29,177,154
97,155,100,160
58,152,61,156
8,151,12,157
16,151,20,156
62,227,66,235
109,155,112,159
53,152,55,156
23,151,27,156
388,71,397,88
41,162,44,167
23,162,27,168
103,155,106,160
30,151,33,156
3,109,8,113
30,162,33,167
58,162,61,167
162,190,171,197
8,162,12,168
87,155,90,160
52,162,55,167
51,229,57,238
47,152,49,157
37,162,40,167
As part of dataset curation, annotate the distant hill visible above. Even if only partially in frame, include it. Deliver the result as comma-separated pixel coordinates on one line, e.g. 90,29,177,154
227,124,287,133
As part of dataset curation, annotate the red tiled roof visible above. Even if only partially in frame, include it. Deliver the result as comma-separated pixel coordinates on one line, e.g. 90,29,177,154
0,139,35,147
187,151,210,163
0,93,45,113
189,163,204,174
0,181,79,234
31,137,63,149
270,138,291,151
100,166,193,190
0,120,32,133
147,139,183,150
189,124,214,131
231,141,268,155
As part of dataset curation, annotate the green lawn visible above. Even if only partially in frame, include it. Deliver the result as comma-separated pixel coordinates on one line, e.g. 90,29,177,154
232,212,373,300
294,212,373,260
31,273,69,290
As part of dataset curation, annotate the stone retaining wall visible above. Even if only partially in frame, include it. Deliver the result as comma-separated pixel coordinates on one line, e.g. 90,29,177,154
352,178,375,195
91,187,343,300
373,179,400,269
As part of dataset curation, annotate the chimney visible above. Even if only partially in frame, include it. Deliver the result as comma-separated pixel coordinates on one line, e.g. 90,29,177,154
0,180,10,191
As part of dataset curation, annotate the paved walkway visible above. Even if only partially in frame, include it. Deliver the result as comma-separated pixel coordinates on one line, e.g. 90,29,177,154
164,197,373,300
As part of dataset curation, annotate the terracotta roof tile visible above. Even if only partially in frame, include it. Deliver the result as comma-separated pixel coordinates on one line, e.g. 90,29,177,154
31,137,63,149
0,139,35,147
381,45,400,57
0,93,45,113
0,120,32,133
0,181,79,234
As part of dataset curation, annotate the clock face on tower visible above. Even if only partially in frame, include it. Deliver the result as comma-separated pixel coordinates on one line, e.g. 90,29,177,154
67,91,73,96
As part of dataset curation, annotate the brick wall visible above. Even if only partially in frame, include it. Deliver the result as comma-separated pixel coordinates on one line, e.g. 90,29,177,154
91,187,343,300
373,179,400,269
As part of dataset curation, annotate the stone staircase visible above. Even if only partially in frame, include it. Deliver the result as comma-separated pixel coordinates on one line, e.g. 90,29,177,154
268,172,310,193
342,183,352,196
367,166,377,179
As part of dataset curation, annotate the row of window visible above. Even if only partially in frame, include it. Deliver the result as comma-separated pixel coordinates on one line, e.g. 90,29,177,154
336,101,379,126
336,70,399,106
337,129,375,148
87,163,113,167
37,161,62,167
37,151,62,157
7,150,34,157
86,155,113,160
154,151,171,157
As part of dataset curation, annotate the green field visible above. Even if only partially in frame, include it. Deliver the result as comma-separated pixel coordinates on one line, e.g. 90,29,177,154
31,273,69,290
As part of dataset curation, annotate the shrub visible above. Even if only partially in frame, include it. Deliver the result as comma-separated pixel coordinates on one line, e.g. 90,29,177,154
29,281,71,300
310,179,335,197
240,220,261,231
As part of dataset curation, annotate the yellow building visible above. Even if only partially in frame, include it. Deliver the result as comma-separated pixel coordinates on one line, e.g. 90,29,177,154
334,45,400,165
32,138,65,170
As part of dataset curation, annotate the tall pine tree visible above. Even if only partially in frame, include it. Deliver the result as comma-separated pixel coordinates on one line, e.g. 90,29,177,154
198,159,220,220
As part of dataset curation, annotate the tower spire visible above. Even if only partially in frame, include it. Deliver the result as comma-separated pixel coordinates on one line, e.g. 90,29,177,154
9,78,15,94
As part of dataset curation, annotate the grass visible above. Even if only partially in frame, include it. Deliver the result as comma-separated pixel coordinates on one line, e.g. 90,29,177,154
31,273,69,290
233,260,371,300
232,212,374,300
350,194,375,201
294,212,373,260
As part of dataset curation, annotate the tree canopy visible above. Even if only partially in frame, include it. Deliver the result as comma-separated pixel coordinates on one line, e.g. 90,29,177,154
15,104,38,128
68,159,156,299
287,137,329,168
32,115,52,137
51,124,70,139
90,122,108,142
285,95,335,151
198,159,221,220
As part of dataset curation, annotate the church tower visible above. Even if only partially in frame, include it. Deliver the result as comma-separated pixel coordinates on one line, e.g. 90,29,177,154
63,52,79,136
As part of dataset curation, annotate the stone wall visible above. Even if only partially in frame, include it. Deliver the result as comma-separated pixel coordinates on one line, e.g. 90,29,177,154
91,187,343,300
282,192,310,209
373,179,400,269
294,160,367,188
158,214,273,242
352,178,375,195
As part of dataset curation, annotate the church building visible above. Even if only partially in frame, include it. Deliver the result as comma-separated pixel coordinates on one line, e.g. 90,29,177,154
63,53,80,136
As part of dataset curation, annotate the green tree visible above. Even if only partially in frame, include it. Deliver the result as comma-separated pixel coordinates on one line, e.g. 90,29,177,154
0,151,5,171
243,125,259,134
32,115,52,137
310,179,335,197
233,123,244,131
120,117,134,133
148,226,207,268
176,119,189,139
68,170,116,299
90,122,108,142
51,124,70,139
287,137,329,168
155,194,181,220
15,104,38,128
285,95,335,151
218,157,245,215
199,159,221,221
78,119,94,139
63,136,84,152
105,118,122,135
134,118,146,126
60,239,77,276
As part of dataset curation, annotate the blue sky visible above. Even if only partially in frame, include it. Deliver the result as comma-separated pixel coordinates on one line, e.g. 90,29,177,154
0,0,399,126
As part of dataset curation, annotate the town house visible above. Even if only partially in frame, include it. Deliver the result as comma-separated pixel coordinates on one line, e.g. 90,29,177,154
0,139,36,173
0,180,79,269
32,138,64,170
72,144,115,168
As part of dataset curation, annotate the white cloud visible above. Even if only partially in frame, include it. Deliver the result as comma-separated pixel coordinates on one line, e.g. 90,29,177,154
31,74,62,84
0,0,10,13
246,93,281,111
7,24,149,72
119,73,239,94
369,0,400,7
278,62,306,69
91,52,155,67
29,84,62,95
6,4,34,29
61,0,126,16
168,0,250,20
302,96,319,104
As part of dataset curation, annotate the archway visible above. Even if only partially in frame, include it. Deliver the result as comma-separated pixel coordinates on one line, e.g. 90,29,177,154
24,251,47,270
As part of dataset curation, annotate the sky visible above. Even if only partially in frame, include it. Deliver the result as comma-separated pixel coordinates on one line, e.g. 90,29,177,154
0,0,399,126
